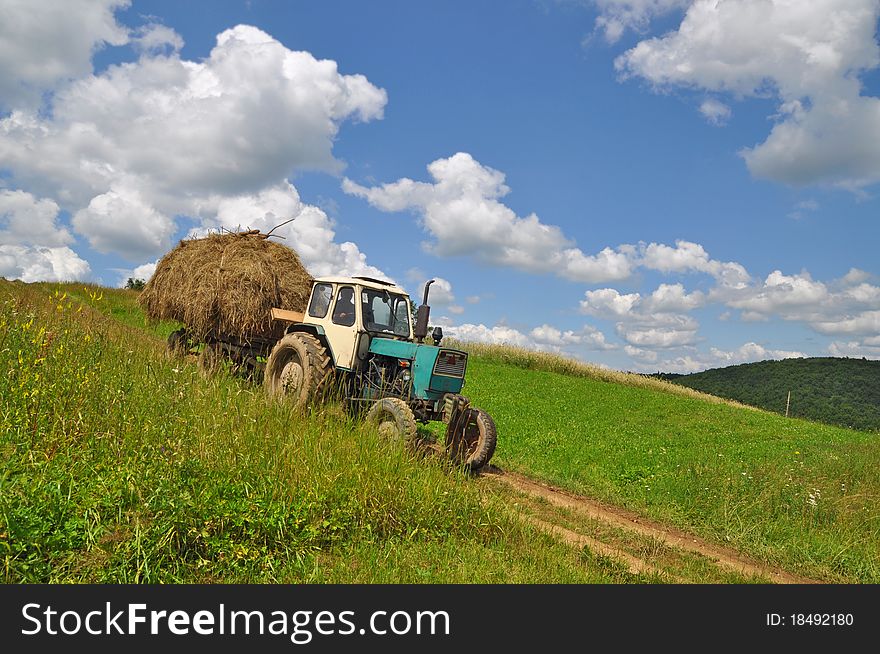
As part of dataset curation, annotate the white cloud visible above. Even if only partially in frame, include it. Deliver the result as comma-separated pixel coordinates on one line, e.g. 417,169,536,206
720,269,880,335
828,340,880,359
531,324,585,346
448,319,616,353
628,340,803,373
197,182,389,280
811,310,880,337
699,98,732,126
0,21,388,274
343,152,634,283
624,344,658,363
616,323,698,348
0,245,90,282
72,186,175,261
592,0,691,43
580,287,641,317
787,198,820,220
420,277,455,305
643,282,705,312
131,23,184,55
709,342,804,365
0,189,72,247
615,0,880,188
0,0,130,111
448,323,534,348
641,240,750,287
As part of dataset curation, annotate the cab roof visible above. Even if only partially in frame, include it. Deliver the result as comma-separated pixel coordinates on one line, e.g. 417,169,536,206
314,276,410,296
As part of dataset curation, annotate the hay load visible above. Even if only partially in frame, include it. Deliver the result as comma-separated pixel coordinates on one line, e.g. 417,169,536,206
139,230,313,342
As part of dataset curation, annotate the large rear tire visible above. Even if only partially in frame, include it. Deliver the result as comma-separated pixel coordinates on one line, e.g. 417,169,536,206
264,332,333,409
448,407,497,471
365,398,418,444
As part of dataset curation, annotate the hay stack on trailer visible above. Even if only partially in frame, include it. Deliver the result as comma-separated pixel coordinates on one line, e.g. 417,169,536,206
139,229,313,343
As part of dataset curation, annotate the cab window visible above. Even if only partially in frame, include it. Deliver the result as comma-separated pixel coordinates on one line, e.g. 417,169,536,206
307,283,333,319
331,286,356,326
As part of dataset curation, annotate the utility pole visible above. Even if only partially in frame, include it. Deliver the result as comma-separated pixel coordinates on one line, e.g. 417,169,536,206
785,390,791,418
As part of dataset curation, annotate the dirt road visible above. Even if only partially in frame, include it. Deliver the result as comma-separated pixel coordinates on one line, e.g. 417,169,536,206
481,467,821,584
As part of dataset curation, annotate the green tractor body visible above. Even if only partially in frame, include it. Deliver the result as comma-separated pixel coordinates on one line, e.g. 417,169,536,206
366,338,467,400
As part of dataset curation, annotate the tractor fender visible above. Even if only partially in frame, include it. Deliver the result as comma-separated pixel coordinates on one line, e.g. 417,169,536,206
283,324,337,368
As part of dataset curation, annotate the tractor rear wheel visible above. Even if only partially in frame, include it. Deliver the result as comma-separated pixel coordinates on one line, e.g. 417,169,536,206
264,332,333,409
365,398,418,443
448,408,497,471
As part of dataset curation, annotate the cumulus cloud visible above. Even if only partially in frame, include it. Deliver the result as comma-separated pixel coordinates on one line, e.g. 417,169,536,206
709,342,804,365
447,323,534,348
343,152,634,283
616,321,698,348
0,20,388,274
196,182,388,280
0,245,90,282
117,260,158,287
720,269,880,336
614,0,880,188
592,0,691,43
629,340,803,373
699,98,732,126
828,340,880,359
72,187,175,261
530,323,616,350
0,189,72,247
641,240,750,288
131,23,184,55
0,0,130,111
420,277,455,305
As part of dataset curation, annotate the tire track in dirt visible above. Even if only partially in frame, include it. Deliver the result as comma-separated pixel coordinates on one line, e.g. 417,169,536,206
483,468,821,584
523,515,686,581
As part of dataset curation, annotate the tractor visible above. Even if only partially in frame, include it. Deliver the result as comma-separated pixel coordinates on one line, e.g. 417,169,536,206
261,276,496,470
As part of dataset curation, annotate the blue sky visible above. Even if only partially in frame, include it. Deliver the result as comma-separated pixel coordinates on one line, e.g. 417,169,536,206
1,0,879,372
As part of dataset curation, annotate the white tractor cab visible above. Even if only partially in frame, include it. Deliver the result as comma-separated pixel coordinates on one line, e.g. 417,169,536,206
264,276,497,470
301,276,414,370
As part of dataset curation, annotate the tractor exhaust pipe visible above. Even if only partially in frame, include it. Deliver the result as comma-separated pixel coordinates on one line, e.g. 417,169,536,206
413,279,434,341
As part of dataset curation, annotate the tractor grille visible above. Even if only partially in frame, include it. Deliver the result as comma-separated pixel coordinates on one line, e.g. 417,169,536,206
433,350,467,378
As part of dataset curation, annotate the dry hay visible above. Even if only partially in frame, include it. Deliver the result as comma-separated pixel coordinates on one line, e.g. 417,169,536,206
139,230,313,342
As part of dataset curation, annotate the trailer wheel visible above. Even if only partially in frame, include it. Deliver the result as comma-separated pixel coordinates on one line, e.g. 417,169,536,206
448,407,497,471
166,328,189,359
366,398,418,443
264,332,333,408
198,342,223,376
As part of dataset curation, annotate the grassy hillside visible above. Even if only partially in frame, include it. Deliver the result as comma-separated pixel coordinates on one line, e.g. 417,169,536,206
0,281,628,583
654,358,880,432
3,282,879,583
449,343,880,582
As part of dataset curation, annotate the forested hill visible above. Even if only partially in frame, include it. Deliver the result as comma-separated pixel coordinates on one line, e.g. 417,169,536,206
652,357,880,432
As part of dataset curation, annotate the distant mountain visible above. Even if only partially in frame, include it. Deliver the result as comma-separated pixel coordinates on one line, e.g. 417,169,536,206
650,357,880,432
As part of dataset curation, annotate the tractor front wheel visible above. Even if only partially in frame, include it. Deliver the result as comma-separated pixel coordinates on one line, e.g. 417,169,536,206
448,407,497,471
264,332,333,409
365,398,418,443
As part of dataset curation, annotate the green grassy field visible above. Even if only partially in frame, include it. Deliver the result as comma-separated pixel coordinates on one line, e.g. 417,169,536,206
0,281,628,583
460,350,880,582
3,281,878,583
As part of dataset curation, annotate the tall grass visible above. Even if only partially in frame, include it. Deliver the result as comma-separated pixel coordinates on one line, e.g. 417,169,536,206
0,281,626,583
